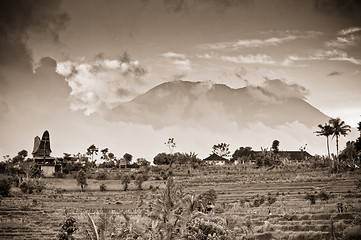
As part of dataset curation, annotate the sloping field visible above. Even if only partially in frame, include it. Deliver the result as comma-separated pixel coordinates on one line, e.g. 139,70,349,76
0,166,360,239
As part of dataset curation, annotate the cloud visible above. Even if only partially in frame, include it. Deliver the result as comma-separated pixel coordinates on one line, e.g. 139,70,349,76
221,54,277,65
161,51,191,71
288,49,361,65
327,71,342,77
197,36,298,50
260,78,309,100
326,27,361,48
0,0,69,70
56,54,148,115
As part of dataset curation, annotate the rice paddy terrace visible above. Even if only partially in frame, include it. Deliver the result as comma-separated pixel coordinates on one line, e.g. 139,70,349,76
0,165,360,239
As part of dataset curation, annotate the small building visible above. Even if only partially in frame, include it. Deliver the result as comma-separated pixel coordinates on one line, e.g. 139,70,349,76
203,153,227,165
32,130,61,177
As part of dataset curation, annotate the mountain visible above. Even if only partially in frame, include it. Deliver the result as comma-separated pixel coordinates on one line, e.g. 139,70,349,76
107,80,329,130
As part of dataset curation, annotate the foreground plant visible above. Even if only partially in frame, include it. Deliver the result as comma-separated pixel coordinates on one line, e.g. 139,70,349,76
58,217,77,240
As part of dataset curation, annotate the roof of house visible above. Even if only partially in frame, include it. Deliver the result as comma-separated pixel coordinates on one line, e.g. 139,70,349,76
203,153,228,161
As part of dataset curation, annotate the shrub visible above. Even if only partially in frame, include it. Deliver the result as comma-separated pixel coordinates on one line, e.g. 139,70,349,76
253,196,265,207
305,193,316,204
183,215,232,239
0,178,12,197
318,191,329,201
58,216,77,240
100,183,107,192
267,195,277,205
76,169,87,192
19,178,45,194
342,225,361,240
95,172,107,180
135,173,148,190
121,174,131,191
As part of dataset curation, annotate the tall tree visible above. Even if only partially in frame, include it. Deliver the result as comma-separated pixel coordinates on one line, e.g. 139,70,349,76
86,144,98,162
314,123,334,160
165,138,176,154
329,117,351,161
271,140,280,154
100,148,109,161
123,153,133,166
212,143,230,157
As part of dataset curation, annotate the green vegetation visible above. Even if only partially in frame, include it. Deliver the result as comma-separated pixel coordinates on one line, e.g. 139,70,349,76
76,169,87,192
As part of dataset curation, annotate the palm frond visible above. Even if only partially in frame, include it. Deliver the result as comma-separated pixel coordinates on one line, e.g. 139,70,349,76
87,213,100,240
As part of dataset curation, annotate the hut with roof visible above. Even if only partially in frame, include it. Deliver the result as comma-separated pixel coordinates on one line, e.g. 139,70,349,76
32,130,61,177
203,153,227,165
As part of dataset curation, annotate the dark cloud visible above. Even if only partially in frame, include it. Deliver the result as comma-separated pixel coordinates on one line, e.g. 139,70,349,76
314,0,361,22
0,0,69,70
141,0,250,13
327,71,342,76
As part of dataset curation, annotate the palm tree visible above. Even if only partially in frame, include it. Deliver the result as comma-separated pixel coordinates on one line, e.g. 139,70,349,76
314,123,334,160
329,118,351,160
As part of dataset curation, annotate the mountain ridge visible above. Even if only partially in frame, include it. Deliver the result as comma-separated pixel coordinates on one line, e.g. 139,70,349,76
108,80,329,129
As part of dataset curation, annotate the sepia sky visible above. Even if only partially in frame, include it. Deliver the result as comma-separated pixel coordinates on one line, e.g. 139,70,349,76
1,0,360,161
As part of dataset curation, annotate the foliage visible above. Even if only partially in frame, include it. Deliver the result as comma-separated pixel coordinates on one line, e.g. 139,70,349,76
19,178,45,194
339,141,357,162
314,123,333,160
135,173,148,190
231,147,255,162
123,153,133,166
86,144,98,162
154,152,201,166
271,140,280,154
0,178,12,197
121,174,131,191
58,216,77,240
194,189,218,212
95,172,107,180
153,152,173,165
136,158,150,167
253,195,265,207
212,143,230,157
305,193,316,204
183,214,231,240
318,191,329,201
99,183,107,192
11,150,28,165
329,118,351,159
165,138,176,153
76,169,87,192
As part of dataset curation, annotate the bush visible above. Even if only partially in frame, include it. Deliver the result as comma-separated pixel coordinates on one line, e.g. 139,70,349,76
100,183,107,192
342,225,361,240
121,175,131,191
58,216,77,240
76,169,87,192
19,178,45,194
183,215,232,239
318,191,329,201
0,178,12,197
305,193,316,204
253,196,265,207
95,172,107,180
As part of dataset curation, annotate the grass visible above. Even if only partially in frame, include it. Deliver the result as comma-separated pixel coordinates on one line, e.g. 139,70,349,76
0,165,360,239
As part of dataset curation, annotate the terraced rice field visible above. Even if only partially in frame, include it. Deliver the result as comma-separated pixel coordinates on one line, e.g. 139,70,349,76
0,165,360,239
